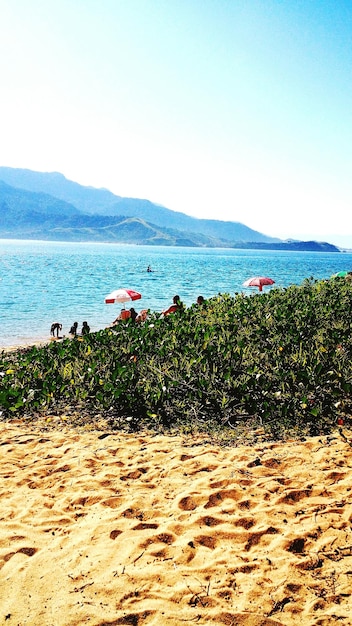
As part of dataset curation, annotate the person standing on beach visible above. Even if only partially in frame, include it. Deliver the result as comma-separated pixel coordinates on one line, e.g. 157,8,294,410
50,322,62,338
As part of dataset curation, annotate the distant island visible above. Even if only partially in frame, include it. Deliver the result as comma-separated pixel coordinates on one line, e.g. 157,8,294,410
230,240,339,252
0,167,340,252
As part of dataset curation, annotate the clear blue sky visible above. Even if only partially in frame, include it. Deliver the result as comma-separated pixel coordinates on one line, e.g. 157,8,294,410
1,0,351,246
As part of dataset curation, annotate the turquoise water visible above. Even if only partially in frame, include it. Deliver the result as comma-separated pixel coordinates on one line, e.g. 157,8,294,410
1,239,352,348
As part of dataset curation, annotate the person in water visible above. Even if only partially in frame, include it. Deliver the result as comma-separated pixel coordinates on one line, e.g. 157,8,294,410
147,265,152,272
81,321,90,335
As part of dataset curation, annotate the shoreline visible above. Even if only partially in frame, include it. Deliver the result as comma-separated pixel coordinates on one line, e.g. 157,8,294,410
0,336,62,353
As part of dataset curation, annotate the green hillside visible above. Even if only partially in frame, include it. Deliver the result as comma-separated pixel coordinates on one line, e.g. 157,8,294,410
0,167,278,244
0,167,340,251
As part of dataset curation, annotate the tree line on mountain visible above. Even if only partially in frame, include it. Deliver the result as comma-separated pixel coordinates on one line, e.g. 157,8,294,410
0,167,339,251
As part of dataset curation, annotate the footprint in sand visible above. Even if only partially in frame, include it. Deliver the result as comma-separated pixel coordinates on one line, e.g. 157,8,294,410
2,547,37,565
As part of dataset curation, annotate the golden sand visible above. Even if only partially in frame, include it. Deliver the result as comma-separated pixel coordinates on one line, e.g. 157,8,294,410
0,420,351,625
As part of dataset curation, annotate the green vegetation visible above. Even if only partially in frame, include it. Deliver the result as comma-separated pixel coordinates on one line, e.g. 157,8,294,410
1,277,352,440
0,169,339,249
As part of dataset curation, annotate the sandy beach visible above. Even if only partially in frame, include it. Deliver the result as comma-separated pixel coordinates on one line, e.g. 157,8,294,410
0,419,351,626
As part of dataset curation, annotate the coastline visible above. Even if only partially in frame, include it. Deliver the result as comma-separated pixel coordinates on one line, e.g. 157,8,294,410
1,336,62,353
2,240,352,354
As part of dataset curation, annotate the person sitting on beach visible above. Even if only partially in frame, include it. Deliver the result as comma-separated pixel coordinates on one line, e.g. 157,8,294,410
195,295,208,314
136,309,148,323
50,322,62,338
112,309,131,325
162,295,184,316
81,321,90,335
69,322,78,336
130,308,138,322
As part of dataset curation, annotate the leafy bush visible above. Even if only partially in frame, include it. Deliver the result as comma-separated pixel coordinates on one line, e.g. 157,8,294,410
1,277,352,439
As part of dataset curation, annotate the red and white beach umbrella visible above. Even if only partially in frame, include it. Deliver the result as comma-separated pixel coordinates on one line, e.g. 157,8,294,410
243,276,275,292
105,288,142,304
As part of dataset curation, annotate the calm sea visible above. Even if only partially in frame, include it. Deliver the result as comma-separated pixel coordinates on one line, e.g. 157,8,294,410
1,239,352,349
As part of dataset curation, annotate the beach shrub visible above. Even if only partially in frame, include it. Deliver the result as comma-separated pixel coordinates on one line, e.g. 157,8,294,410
1,277,352,439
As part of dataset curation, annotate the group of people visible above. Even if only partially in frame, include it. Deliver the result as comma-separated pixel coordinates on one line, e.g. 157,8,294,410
51,295,205,338
69,321,90,336
111,294,205,326
111,307,148,325
162,294,205,315
50,321,90,338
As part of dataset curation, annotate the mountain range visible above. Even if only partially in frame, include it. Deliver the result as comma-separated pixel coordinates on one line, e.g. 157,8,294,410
0,167,339,251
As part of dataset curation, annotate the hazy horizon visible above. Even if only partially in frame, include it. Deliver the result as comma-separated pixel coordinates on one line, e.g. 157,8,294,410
1,1,351,246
